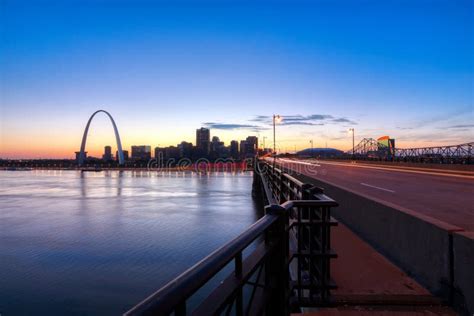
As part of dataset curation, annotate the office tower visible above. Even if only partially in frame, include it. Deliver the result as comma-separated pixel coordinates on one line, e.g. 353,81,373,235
154,147,165,159
196,127,210,155
210,136,225,158
245,136,259,156
131,145,151,160
165,146,180,160
178,141,193,159
240,140,247,158
230,140,239,159
103,146,112,161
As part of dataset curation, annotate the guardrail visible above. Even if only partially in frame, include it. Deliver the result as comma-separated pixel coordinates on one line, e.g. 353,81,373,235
125,159,338,315
255,160,339,306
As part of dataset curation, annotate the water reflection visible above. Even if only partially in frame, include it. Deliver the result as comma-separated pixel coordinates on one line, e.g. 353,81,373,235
80,170,125,197
0,170,260,315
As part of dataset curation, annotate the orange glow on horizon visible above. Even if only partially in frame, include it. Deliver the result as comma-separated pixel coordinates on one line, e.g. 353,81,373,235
1,134,468,159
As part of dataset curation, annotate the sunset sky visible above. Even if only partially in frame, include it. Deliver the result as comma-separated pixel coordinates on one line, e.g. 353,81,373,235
1,0,473,159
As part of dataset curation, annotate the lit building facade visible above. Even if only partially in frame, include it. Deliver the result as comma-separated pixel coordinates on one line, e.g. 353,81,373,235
131,145,151,160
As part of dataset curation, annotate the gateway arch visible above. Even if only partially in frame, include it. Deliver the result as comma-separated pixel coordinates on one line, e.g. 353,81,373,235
78,110,125,166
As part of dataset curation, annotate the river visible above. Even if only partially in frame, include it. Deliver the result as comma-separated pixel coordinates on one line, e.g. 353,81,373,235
0,170,262,315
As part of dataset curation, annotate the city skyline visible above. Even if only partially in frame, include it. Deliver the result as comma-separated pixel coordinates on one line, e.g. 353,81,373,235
1,2,473,315
2,107,472,159
1,0,473,159
77,126,263,162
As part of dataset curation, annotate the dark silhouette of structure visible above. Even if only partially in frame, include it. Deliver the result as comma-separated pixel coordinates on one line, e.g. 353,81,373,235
131,145,151,160
196,128,210,156
103,146,112,161
78,110,125,166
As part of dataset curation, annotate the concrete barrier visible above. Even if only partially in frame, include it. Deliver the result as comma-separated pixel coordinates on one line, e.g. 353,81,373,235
453,232,474,315
287,173,473,315
317,182,456,296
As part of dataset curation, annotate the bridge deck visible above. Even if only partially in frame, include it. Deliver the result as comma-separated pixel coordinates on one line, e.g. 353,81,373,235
277,158,474,231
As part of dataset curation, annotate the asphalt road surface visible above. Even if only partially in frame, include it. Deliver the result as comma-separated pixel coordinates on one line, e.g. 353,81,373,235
275,158,474,231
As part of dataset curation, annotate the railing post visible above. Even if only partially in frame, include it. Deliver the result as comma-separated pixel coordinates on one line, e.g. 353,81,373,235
301,183,316,200
301,183,314,222
264,204,290,316
301,184,315,300
175,301,186,316
279,170,284,203
235,252,243,316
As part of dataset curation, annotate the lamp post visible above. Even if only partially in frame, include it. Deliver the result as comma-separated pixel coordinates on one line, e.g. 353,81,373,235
273,114,281,169
263,136,267,151
349,128,355,160
310,139,314,158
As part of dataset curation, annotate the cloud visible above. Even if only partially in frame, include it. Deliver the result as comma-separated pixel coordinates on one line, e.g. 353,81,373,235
332,117,357,124
250,115,269,122
446,124,474,129
203,113,357,131
308,114,333,120
250,114,356,126
202,122,265,130
281,121,324,126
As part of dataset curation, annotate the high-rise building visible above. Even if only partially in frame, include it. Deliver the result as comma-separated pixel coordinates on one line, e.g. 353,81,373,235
230,140,239,159
131,145,151,160
239,140,247,158
103,146,112,161
377,136,396,159
178,141,193,158
210,136,225,158
196,127,210,155
154,147,165,159
245,136,258,157
165,146,180,160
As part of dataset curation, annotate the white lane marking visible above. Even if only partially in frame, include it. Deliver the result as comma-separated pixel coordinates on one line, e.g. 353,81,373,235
360,182,395,193
281,158,474,180
278,158,320,167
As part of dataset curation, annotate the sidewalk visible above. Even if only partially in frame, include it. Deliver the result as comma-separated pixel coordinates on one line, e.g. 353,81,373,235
295,223,457,315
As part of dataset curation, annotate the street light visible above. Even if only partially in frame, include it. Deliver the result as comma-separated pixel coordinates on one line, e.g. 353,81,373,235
310,139,314,158
348,128,355,160
263,136,267,151
273,114,282,169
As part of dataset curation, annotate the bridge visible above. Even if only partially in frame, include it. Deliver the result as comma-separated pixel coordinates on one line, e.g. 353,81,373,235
125,160,339,315
275,157,474,315
347,138,473,163
124,158,473,315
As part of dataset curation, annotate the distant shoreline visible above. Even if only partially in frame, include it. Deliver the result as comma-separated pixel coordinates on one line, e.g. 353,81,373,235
0,166,254,172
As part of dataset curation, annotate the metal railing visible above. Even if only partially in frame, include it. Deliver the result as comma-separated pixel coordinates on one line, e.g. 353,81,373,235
256,160,339,306
346,138,473,163
125,159,338,315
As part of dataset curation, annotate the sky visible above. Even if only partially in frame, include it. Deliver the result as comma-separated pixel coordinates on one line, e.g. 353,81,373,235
0,0,473,159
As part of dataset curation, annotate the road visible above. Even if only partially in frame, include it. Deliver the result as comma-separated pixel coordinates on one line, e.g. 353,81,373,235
275,158,474,231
